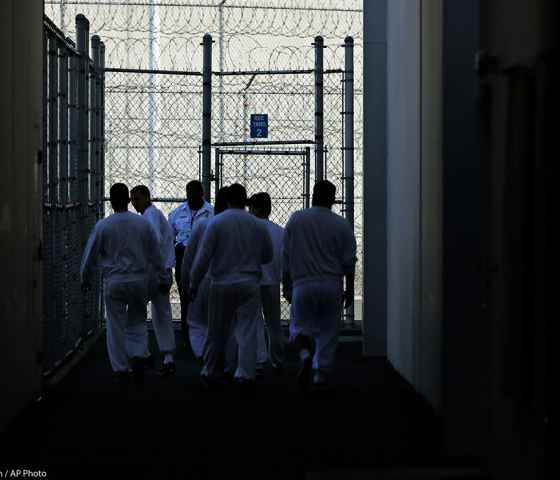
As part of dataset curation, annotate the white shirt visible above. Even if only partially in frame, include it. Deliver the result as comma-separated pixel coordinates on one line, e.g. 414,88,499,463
258,218,284,285
143,204,176,269
168,200,214,247
80,211,164,284
180,217,209,293
191,209,273,289
283,206,357,286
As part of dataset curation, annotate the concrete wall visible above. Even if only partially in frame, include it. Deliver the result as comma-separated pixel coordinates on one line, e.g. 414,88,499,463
386,0,421,385
0,0,43,430
362,0,387,356
384,0,443,411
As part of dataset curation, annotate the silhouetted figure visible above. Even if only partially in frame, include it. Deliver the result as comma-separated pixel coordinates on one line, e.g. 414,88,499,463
80,183,166,385
247,192,286,377
131,185,176,376
283,180,357,390
190,183,273,391
181,186,230,365
168,180,214,348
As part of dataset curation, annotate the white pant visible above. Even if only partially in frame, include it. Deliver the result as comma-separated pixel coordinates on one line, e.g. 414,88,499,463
202,281,261,380
289,278,343,374
104,277,150,373
187,275,211,359
256,284,285,368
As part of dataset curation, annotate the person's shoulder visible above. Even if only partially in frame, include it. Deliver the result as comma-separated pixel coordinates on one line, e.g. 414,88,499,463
168,202,186,218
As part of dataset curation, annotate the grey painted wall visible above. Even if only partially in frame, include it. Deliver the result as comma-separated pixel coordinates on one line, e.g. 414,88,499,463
0,0,43,430
441,0,484,456
386,0,421,384
362,0,387,356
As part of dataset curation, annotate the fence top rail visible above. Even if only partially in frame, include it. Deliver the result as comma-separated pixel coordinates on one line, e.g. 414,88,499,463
104,67,203,76
217,149,309,156
212,140,314,147
44,15,80,55
214,68,344,77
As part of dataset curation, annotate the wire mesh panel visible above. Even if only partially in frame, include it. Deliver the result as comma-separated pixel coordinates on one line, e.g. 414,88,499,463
216,147,310,322
104,69,203,320
42,15,105,375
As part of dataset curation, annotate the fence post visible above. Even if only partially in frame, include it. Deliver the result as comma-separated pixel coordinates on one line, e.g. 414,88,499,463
344,36,355,326
76,15,90,213
91,36,101,215
76,14,90,331
314,36,324,183
99,41,106,219
202,33,213,201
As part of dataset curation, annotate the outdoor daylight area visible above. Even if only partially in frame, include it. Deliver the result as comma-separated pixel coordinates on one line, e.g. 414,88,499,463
44,0,364,325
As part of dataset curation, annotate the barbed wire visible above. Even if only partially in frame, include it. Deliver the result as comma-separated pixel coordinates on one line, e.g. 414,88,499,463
45,1,365,319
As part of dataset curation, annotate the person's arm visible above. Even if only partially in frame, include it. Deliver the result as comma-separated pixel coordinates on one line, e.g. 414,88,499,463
167,209,178,242
145,223,167,291
282,222,293,303
181,224,204,297
80,224,101,291
190,222,216,295
260,223,273,266
341,226,358,309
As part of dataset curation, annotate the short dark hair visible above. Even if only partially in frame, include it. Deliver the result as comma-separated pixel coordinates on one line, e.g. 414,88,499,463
247,192,272,217
186,180,203,194
226,183,247,207
109,183,130,208
130,185,151,199
214,186,229,215
312,180,336,207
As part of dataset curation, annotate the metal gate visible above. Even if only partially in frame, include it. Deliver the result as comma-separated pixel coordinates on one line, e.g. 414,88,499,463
213,144,311,322
102,33,356,328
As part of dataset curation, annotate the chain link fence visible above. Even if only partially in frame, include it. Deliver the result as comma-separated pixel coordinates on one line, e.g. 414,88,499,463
42,15,105,376
45,1,363,329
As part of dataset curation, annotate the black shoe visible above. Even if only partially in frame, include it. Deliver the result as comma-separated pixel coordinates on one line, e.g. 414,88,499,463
256,367,265,380
114,371,130,385
297,357,312,392
158,362,176,377
271,365,284,377
131,357,146,385
144,354,155,370
236,378,257,398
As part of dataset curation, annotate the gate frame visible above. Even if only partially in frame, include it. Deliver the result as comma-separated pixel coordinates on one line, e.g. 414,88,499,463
212,142,312,211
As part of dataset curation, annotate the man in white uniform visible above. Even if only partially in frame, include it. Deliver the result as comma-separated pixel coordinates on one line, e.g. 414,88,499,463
131,185,176,376
247,192,285,377
283,180,357,390
181,186,230,365
190,184,273,392
168,180,214,347
80,183,167,384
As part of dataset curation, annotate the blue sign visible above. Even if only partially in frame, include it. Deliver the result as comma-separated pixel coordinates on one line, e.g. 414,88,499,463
250,114,268,138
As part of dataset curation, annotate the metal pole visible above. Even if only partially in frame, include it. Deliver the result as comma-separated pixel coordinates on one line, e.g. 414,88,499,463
218,0,226,143
59,44,69,206
76,15,90,210
90,38,99,208
202,33,213,201
305,147,311,208
214,148,221,195
100,41,106,218
314,36,324,182
60,0,66,33
48,34,59,207
148,1,159,194
92,36,101,215
344,36,355,325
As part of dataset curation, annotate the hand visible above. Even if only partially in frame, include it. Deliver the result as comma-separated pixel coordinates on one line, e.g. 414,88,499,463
188,287,198,302
343,290,354,309
282,286,292,304
81,281,91,294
